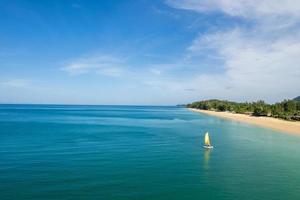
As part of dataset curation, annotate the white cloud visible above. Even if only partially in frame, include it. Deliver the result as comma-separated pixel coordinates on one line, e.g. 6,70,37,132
1,79,31,88
191,30,300,101
166,0,300,102
167,0,300,19
62,54,124,77
97,67,123,77
57,1,300,103
150,68,162,75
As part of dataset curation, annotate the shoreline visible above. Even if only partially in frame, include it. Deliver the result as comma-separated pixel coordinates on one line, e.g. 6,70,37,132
189,108,300,136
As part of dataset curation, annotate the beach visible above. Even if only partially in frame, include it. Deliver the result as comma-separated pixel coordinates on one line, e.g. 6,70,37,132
189,108,300,135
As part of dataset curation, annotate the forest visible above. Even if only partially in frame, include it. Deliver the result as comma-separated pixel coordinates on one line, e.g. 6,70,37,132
187,97,300,121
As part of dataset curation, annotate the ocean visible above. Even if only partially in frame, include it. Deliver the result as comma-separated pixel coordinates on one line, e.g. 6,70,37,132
0,105,300,200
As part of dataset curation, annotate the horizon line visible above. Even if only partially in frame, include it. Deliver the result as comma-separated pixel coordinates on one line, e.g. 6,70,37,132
0,103,181,107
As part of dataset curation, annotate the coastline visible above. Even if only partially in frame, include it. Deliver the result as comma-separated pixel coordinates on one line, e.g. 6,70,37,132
189,108,300,136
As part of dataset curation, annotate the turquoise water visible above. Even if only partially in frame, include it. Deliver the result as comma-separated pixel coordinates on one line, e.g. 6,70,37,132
0,105,300,200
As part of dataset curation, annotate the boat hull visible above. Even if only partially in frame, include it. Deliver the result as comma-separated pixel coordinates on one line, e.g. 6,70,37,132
203,145,213,149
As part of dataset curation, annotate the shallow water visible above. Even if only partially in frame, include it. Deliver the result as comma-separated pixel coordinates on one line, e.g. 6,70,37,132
0,105,300,199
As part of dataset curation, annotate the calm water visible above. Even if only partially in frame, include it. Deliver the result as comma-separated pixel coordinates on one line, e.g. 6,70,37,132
0,105,300,200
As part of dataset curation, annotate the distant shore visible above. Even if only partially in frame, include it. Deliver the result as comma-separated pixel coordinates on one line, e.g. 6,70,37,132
189,108,300,135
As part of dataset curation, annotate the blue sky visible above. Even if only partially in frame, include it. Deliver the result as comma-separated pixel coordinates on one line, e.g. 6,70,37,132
0,0,299,105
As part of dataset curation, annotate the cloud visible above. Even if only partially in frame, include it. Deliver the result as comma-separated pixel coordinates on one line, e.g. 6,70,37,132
167,0,300,19
190,29,300,101
166,0,300,102
150,68,162,75
151,6,180,19
1,79,31,88
98,67,123,77
58,1,300,103
62,54,124,77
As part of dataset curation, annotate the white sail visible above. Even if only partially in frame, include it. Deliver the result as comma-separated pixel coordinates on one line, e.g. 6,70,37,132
204,132,211,146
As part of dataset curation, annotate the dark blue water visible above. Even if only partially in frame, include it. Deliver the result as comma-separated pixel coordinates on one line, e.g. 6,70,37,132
0,105,300,199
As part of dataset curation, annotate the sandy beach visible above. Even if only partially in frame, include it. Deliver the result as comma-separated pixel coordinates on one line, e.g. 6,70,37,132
189,108,300,135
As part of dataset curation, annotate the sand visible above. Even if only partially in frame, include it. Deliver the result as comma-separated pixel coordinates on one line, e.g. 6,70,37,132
189,108,300,136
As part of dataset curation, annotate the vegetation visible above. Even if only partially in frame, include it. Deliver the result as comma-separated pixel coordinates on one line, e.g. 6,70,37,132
294,96,300,101
187,98,300,121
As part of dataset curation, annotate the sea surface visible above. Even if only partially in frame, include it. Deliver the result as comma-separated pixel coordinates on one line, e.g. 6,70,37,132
0,105,300,200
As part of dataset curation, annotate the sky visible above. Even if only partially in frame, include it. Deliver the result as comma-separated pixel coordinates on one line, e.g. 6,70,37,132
0,0,299,105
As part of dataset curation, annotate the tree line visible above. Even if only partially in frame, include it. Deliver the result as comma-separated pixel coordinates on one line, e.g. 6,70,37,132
186,98,300,121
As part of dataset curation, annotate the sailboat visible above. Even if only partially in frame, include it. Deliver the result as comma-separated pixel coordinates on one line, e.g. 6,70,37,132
203,132,213,149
